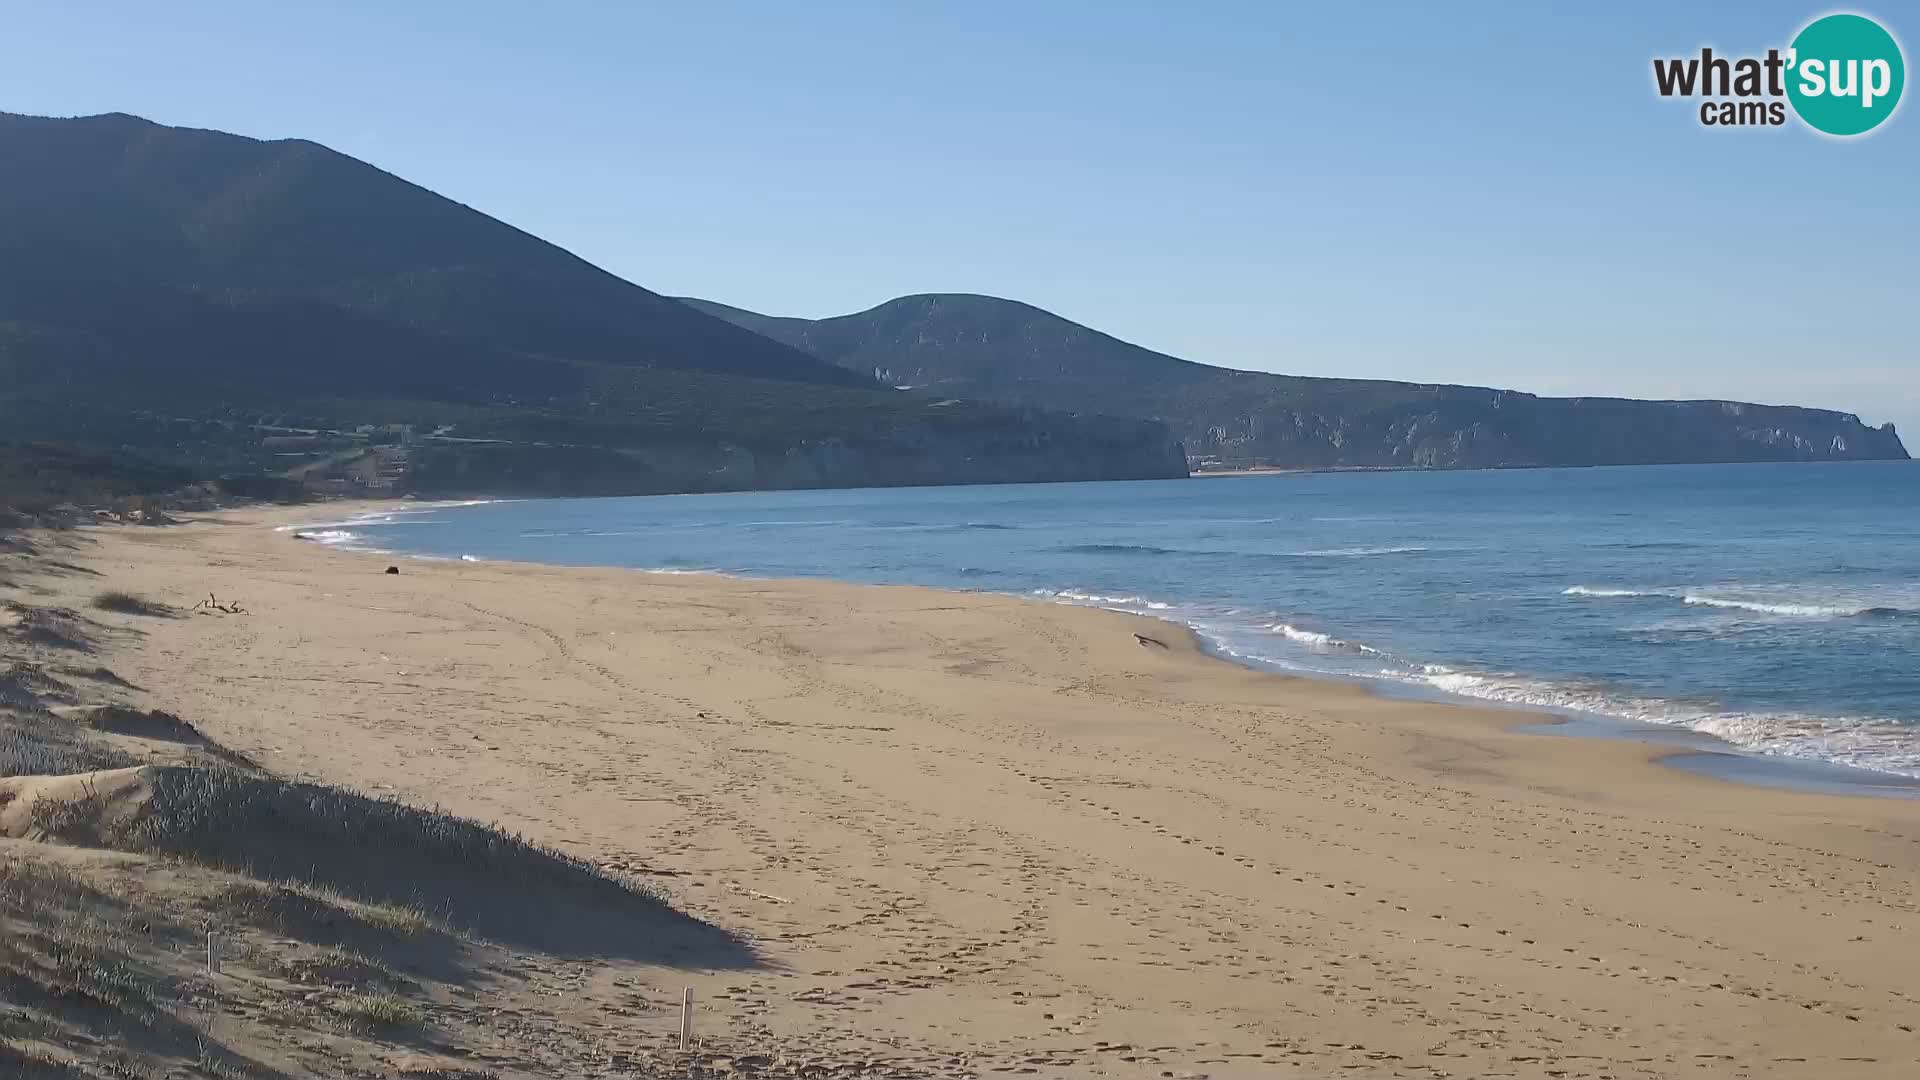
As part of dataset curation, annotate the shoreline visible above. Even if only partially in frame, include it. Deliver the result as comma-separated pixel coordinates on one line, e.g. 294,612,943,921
21,505,1920,1077
291,498,1920,800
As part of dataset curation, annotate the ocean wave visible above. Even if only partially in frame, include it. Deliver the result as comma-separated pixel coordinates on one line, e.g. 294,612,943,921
1565,585,1916,619
1294,546,1429,557
870,521,1017,533
1268,623,1385,656
1035,588,1172,611
1562,585,1651,598
1310,515,1396,523
279,516,391,533
1679,595,1916,619
291,529,361,545
1271,623,1334,647
1678,595,1857,617
392,498,499,510
1370,665,1920,778
1195,612,1919,779
1055,543,1180,556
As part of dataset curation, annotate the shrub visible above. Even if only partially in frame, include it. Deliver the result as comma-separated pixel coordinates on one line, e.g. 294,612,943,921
91,591,172,618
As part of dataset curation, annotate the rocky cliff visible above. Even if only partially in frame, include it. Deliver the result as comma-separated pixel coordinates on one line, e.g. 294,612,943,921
686,294,1909,469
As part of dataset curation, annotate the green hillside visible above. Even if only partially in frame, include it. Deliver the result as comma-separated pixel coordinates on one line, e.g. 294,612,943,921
0,114,1187,494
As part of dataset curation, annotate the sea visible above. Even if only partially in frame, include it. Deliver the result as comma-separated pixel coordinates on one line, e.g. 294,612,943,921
291,461,1920,791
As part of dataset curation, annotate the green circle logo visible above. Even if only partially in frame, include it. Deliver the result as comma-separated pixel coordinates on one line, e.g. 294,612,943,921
1786,13,1905,135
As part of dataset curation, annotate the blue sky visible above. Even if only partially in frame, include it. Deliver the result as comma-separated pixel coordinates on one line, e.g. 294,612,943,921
5,2,1916,439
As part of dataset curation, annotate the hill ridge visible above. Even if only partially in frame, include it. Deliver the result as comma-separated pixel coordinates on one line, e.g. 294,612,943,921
683,293,1908,469
0,112,1188,495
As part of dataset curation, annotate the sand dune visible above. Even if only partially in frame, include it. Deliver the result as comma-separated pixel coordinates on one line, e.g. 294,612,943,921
36,506,1920,1079
0,765,153,840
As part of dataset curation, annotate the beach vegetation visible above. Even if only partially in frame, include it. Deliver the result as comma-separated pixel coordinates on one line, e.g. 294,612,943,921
91,590,173,618
0,704,134,777
332,990,426,1030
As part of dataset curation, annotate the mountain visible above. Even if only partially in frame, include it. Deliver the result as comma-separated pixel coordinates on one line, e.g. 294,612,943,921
684,294,1910,469
0,113,1186,492
0,111,865,388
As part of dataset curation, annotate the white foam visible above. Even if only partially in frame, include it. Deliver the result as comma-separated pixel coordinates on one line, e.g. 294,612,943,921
1037,589,1172,611
1562,585,1652,598
1419,670,1509,696
1195,608,1920,780
1375,666,1920,779
1564,584,1904,618
292,529,361,546
1271,623,1335,647
1678,594,1863,617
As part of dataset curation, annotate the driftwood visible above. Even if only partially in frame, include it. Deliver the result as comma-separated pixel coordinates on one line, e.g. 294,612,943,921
190,593,248,616
728,882,792,904
1133,633,1168,649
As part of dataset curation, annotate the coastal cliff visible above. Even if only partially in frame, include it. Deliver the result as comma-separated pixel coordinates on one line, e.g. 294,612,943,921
1166,379,1909,468
686,294,1909,470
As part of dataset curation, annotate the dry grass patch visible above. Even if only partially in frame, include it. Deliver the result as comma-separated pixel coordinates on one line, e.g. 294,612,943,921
332,990,426,1030
269,943,400,989
357,899,436,937
200,878,440,942
90,591,172,619
390,1056,500,1079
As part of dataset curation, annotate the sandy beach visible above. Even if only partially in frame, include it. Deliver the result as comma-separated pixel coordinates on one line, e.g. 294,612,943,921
25,504,1920,1078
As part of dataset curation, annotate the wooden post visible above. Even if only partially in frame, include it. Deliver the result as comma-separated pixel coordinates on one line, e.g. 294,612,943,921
206,931,221,975
679,987,693,1051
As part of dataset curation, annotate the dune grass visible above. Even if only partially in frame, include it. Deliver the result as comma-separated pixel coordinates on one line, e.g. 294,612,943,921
0,860,171,1025
0,707,135,778
2,605,93,652
3,697,657,917
119,766,653,905
1,661,76,710
90,591,172,618
266,942,404,989
332,990,426,1030
0,1044,89,1078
